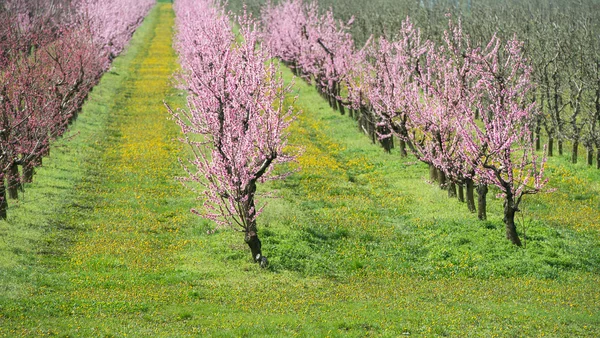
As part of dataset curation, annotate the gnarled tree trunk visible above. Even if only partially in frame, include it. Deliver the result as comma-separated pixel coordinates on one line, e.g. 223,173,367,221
243,182,268,268
503,196,522,246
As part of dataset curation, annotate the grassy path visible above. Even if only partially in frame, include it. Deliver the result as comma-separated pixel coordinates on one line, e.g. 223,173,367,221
1,3,198,335
1,1,599,337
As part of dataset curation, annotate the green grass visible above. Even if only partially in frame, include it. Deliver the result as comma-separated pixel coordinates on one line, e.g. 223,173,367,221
1,2,600,337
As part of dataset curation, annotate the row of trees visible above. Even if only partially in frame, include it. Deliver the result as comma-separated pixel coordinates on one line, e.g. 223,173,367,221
231,0,600,167
283,0,600,168
262,0,549,246
170,0,297,266
0,0,155,219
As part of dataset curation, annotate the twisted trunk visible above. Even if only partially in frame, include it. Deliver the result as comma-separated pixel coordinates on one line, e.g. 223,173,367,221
503,195,522,246
243,182,267,267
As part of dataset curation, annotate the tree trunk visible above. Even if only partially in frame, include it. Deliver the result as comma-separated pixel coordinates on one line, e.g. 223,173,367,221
558,140,563,156
330,94,338,111
466,178,476,213
380,126,393,153
503,200,522,246
457,184,464,202
22,157,37,183
438,170,447,190
587,147,593,166
477,184,487,221
244,183,268,268
448,182,457,198
597,148,600,169
398,139,407,157
8,163,20,199
369,117,376,144
245,230,265,265
0,179,7,220
429,164,438,183
338,100,345,115
572,141,578,164
535,127,541,151
548,137,554,156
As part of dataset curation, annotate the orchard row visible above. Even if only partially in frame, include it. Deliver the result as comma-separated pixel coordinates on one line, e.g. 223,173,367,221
0,0,154,218
236,0,600,167
261,0,547,247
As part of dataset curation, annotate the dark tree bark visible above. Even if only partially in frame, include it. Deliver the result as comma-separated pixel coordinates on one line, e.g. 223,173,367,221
243,182,268,268
0,179,7,220
587,147,593,166
572,141,579,164
429,164,438,182
457,183,464,202
245,230,264,263
548,136,554,156
398,139,408,157
477,184,488,221
8,163,20,199
448,182,457,198
465,178,476,213
381,136,393,153
22,156,38,183
558,140,563,156
503,197,522,246
438,170,447,190
338,99,346,115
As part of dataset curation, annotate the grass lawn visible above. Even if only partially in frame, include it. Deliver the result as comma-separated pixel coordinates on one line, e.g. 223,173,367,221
1,1,599,337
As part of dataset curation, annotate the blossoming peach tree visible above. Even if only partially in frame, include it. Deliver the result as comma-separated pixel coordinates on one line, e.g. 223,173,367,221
170,0,297,267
